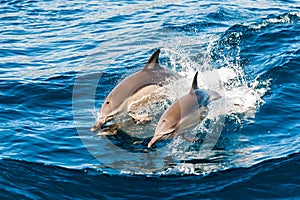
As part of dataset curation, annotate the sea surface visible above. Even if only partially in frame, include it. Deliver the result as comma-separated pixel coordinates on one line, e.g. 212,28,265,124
1,0,300,199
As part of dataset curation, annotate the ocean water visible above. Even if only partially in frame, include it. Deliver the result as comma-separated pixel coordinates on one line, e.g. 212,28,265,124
1,0,299,199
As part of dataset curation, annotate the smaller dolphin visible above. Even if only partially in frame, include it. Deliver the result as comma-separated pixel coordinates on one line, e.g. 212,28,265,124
91,49,179,132
148,72,221,148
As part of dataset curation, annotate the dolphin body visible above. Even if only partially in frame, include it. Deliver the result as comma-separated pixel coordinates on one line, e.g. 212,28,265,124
148,72,221,148
91,49,179,132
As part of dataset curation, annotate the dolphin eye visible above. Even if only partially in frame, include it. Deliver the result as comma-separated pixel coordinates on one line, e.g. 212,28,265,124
162,119,166,122
106,101,110,104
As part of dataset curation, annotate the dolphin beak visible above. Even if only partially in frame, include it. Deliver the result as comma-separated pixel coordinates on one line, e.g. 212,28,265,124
148,132,173,148
148,135,163,148
90,118,106,132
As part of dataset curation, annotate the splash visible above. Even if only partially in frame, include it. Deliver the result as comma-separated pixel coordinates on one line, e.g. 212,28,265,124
162,46,269,122
144,37,271,175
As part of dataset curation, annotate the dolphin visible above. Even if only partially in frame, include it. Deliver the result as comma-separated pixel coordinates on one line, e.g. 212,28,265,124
91,49,179,132
148,72,221,148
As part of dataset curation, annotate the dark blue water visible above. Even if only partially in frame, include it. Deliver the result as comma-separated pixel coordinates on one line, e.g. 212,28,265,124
1,0,299,199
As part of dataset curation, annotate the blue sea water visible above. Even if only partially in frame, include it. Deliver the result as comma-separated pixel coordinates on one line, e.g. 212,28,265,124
1,0,300,199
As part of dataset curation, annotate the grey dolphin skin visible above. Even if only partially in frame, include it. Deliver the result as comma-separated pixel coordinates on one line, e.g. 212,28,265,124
148,72,221,148
91,49,179,132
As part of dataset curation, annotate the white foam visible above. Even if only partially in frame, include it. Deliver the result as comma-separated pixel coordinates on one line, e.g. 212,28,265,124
249,12,300,30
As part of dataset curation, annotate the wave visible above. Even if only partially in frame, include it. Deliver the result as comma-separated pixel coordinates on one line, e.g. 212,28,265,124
1,0,299,179
1,1,299,198
1,153,299,198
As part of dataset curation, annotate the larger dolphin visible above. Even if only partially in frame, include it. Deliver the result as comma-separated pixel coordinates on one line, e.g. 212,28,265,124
91,49,179,132
148,72,221,148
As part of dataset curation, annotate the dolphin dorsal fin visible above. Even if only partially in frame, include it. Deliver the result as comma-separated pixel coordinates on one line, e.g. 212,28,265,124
143,49,161,71
190,71,198,94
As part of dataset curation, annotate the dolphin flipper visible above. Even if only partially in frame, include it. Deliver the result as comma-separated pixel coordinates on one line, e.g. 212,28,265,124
182,132,198,143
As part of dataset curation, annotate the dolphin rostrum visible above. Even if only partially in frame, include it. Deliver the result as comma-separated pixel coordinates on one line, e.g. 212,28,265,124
91,49,179,132
148,72,221,148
